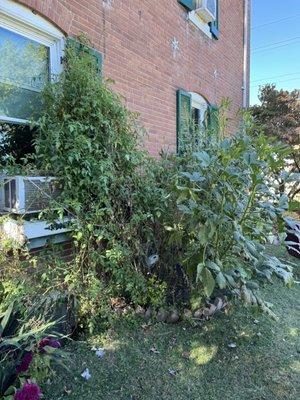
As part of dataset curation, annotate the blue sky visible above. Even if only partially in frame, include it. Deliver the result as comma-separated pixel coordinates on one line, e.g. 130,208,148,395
250,0,300,104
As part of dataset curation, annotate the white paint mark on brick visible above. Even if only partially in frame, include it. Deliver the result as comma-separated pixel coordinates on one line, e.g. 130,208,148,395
171,37,180,58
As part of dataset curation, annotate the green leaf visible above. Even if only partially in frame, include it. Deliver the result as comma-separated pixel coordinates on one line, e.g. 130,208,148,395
246,281,259,290
225,274,237,288
202,268,215,298
198,229,208,246
284,172,300,182
43,345,59,354
216,272,227,289
278,194,288,211
177,204,192,214
194,151,211,167
0,338,21,349
181,172,206,183
196,263,204,283
185,250,204,278
257,268,273,281
0,302,14,336
275,268,294,286
4,386,15,396
241,285,252,305
189,189,199,202
245,241,260,258
206,261,220,272
74,231,83,241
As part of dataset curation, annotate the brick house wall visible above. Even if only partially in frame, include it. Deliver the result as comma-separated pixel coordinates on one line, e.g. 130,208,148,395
13,0,250,156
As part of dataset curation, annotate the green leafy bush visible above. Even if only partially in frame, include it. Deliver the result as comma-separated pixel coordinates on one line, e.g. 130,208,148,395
31,39,168,330
0,39,295,333
164,112,294,314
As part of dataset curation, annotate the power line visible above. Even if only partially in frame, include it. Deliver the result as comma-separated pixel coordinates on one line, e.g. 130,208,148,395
251,77,300,88
252,13,300,29
252,40,300,54
253,36,300,51
252,72,300,83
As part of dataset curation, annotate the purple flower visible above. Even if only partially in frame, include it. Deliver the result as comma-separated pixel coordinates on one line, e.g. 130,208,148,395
14,382,42,400
16,352,33,374
38,337,61,353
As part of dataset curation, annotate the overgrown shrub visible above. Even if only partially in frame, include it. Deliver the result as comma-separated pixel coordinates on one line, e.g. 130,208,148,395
162,110,295,314
31,40,168,331
0,39,295,334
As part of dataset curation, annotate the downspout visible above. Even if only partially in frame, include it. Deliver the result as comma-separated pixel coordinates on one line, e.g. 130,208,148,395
242,0,251,108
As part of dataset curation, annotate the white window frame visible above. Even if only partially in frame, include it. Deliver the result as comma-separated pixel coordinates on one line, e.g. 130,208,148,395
0,0,65,124
188,11,212,39
190,92,209,126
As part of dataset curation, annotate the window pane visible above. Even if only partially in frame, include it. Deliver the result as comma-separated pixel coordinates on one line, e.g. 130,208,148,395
0,27,49,120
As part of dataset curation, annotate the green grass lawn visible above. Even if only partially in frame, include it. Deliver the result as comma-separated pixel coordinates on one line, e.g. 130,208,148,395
44,247,300,400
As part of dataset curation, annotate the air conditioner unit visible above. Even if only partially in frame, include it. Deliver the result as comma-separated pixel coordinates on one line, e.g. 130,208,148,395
0,176,61,214
195,0,217,23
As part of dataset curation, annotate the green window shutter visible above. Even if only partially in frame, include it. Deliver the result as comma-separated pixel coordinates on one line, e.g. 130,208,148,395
177,89,192,154
208,104,219,132
66,37,103,75
178,0,195,11
210,0,220,39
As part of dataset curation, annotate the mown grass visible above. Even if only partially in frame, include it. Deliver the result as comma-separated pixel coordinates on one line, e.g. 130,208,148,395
44,247,300,400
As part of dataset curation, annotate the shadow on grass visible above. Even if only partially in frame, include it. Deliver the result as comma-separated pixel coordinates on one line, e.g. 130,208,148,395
44,284,300,400
43,248,300,400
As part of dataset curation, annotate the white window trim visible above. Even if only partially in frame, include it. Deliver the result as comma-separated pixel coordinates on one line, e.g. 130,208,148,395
0,0,65,124
188,11,212,39
190,92,209,126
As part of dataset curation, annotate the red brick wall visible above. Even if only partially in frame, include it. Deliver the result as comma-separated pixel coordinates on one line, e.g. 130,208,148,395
29,240,75,263
17,0,249,156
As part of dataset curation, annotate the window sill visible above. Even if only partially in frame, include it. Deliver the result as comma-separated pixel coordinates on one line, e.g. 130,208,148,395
188,11,212,39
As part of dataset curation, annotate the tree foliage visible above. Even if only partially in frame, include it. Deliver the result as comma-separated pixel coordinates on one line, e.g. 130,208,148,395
251,84,300,145
251,84,300,202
